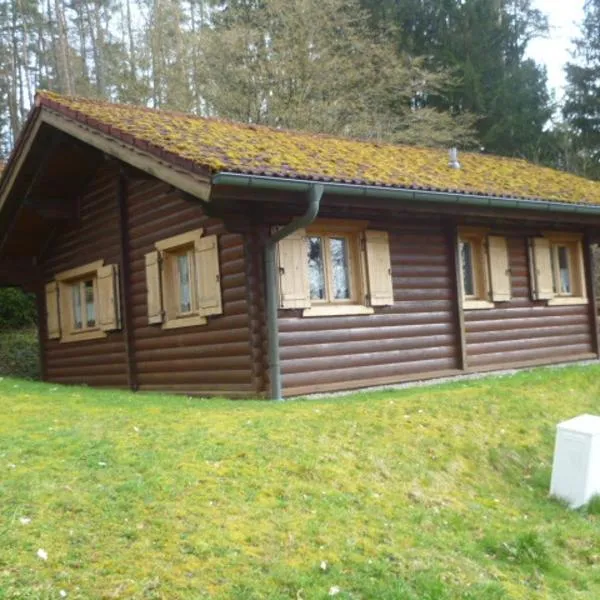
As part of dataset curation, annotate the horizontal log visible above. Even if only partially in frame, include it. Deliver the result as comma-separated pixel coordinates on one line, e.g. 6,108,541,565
393,276,453,290
128,208,207,243
281,344,455,375
133,325,250,348
466,323,589,344
467,343,594,368
47,362,128,377
465,313,588,334
279,309,454,332
280,321,455,346
467,333,592,356
44,340,126,358
46,351,127,367
281,333,456,361
466,353,598,374
285,368,462,397
393,265,450,279
464,304,589,323
390,254,448,267
130,302,250,327
137,340,252,360
282,357,458,389
136,355,252,374
137,369,253,385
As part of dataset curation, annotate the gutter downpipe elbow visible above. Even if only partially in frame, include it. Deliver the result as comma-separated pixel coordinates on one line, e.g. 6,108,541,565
265,183,324,400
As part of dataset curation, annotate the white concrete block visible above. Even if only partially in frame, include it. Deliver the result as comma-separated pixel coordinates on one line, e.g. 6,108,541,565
550,414,600,508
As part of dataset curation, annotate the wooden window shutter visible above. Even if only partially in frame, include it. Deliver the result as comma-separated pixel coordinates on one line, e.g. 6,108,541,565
364,230,394,306
194,234,223,317
276,228,311,309
145,250,164,324
487,236,511,302
97,264,121,331
45,281,61,339
530,237,554,300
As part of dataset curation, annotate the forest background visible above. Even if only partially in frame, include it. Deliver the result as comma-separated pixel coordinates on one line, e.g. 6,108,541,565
1,0,600,176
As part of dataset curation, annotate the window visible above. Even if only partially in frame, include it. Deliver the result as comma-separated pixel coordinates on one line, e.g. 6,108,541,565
276,220,394,317
145,228,223,329
459,238,478,299
45,260,121,343
457,229,511,310
529,233,587,305
71,278,97,330
307,233,356,304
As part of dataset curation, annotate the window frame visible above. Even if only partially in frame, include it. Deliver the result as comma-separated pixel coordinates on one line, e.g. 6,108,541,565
55,260,106,343
302,220,374,318
543,232,588,306
154,228,207,329
457,228,494,310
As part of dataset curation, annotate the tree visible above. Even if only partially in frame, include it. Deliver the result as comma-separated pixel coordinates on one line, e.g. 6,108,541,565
563,0,600,179
358,0,552,158
198,0,477,147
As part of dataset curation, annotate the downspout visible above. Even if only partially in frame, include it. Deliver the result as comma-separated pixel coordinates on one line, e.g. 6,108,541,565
265,183,324,400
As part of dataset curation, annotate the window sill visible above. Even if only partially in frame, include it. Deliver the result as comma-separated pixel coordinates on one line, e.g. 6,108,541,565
60,329,107,343
162,314,208,329
463,299,495,310
547,297,588,306
302,305,375,318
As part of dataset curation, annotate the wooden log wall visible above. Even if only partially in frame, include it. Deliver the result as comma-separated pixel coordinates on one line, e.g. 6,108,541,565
275,216,462,396
125,178,256,397
39,171,598,397
252,197,598,396
41,162,257,396
42,162,128,387
464,236,594,369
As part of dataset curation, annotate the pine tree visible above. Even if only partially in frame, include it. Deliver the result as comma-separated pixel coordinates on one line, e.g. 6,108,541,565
563,0,600,178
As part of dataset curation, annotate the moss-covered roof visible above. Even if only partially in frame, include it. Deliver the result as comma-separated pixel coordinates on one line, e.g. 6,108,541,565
35,90,600,205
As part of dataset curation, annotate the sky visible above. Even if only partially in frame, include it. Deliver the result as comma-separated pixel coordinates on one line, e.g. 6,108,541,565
526,0,585,99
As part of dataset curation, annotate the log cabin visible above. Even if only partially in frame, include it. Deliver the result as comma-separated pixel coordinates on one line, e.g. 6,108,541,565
1,91,600,399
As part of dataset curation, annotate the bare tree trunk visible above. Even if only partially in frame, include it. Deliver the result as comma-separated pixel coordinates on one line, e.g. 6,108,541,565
54,0,74,93
126,0,136,80
93,0,105,96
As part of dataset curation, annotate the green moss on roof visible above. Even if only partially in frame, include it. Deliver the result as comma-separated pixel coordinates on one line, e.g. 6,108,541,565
37,90,600,205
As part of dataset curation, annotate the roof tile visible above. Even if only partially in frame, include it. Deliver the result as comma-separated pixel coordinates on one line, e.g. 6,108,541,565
33,90,600,205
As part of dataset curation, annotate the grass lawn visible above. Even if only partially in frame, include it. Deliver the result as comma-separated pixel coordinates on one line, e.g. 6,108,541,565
2,366,600,599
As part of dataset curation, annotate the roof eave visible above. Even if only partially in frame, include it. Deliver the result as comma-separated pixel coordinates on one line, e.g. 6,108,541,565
211,172,600,216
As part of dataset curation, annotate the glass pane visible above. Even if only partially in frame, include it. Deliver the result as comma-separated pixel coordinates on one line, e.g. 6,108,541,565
72,284,82,329
460,241,475,297
558,246,571,294
177,254,192,312
84,280,95,327
308,236,326,300
330,237,351,300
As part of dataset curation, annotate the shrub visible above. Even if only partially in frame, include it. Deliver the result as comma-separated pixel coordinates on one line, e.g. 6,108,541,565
0,328,40,379
0,287,36,330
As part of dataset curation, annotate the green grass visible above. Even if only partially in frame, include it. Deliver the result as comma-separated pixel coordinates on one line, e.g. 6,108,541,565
2,365,600,598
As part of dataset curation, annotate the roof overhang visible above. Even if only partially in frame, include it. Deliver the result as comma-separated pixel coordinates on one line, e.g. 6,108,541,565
0,106,212,221
212,172,600,217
